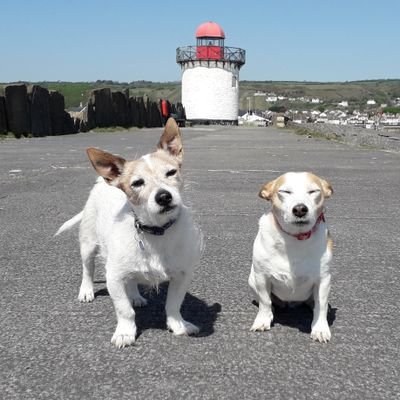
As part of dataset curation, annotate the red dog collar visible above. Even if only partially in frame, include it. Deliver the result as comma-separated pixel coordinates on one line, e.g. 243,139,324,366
275,213,325,240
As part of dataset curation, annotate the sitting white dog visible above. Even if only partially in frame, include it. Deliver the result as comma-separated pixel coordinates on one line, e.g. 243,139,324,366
248,172,333,343
56,118,202,348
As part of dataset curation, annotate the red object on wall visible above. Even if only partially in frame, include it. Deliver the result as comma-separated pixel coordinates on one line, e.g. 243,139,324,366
161,100,170,118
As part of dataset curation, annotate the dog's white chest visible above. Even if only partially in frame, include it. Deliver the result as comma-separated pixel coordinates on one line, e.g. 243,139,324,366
103,209,201,286
268,255,317,301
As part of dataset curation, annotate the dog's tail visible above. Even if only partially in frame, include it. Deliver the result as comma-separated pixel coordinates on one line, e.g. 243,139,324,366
55,211,83,236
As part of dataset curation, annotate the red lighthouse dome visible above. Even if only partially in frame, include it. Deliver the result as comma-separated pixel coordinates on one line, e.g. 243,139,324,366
195,21,225,39
195,21,225,60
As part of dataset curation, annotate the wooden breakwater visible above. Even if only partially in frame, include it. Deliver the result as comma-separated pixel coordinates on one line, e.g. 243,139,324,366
0,84,184,137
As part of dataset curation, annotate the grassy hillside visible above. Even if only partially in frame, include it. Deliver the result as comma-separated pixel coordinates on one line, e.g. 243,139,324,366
1,79,399,110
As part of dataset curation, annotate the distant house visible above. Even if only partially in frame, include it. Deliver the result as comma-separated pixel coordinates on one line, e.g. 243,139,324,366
266,95,278,102
316,112,328,123
380,116,400,126
327,119,341,125
238,112,267,126
338,100,348,107
311,98,321,104
367,99,376,105
292,113,307,124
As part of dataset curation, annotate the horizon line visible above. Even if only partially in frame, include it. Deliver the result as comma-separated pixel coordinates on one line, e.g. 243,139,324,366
1,78,400,85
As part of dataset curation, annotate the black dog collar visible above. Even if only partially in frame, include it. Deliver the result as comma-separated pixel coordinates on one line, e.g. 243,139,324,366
132,210,178,236
134,218,177,236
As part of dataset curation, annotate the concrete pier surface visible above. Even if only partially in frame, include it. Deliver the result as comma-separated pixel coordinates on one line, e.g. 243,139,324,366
1,126,399,399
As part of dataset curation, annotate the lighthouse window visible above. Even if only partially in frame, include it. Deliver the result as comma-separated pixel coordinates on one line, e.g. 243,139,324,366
232,76,237,87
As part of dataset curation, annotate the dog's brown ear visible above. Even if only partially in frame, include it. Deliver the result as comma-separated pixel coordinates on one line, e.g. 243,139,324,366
320,178,333,198
86,148,126,183
259,180,275,201
157,117,183,165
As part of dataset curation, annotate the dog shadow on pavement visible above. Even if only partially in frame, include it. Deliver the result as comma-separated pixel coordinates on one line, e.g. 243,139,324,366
252,300,336,333
95,282,221,339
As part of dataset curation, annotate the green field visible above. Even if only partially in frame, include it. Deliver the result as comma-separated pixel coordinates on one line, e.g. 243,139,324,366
1,79,399,110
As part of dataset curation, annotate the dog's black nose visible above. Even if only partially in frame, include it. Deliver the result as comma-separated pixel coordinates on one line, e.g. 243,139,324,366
155,189,173,206
292,203,308,218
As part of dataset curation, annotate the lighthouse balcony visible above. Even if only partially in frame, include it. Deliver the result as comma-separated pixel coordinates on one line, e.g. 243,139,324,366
176,45,246,66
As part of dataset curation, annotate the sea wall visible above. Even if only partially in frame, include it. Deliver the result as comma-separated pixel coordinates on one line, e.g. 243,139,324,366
291,122,400,152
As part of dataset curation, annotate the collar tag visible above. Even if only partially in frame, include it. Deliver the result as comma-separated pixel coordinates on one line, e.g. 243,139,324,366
138,239,145,251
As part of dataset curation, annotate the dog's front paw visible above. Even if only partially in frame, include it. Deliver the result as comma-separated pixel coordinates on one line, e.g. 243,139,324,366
132,294,148,308
78,286,95,302
167,317,199,336
111,322,137,348
311,321,331,343
250,312,273,332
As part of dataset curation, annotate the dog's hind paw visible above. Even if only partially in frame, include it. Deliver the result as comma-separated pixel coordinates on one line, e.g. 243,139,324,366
311,323,331,343
78,287,95,302
167,318,200,336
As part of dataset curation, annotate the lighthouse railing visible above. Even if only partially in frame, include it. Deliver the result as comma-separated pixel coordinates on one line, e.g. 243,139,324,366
176,46,246,65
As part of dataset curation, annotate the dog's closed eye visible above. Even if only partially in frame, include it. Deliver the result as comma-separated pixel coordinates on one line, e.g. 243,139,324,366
308,189,320,195
131,178,145,188
278,190,292,195
166,169,177,177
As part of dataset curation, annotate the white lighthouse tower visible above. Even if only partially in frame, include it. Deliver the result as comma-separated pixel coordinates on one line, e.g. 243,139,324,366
176,21,246,124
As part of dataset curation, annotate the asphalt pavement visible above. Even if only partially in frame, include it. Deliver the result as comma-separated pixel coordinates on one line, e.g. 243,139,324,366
1,126,399,399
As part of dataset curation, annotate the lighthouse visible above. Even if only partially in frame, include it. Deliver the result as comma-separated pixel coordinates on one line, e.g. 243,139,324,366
176,21,246,124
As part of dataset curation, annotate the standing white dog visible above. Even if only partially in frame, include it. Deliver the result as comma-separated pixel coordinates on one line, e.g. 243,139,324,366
248,172,333,343
56,118,202,348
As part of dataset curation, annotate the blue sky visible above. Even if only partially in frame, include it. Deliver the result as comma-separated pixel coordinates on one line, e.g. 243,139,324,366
1,0,399,82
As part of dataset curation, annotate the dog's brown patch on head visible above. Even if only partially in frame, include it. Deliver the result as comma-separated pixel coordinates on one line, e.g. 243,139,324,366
117,159,149,205
306,172,333,198
259,174,287,201
152,149,181,166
